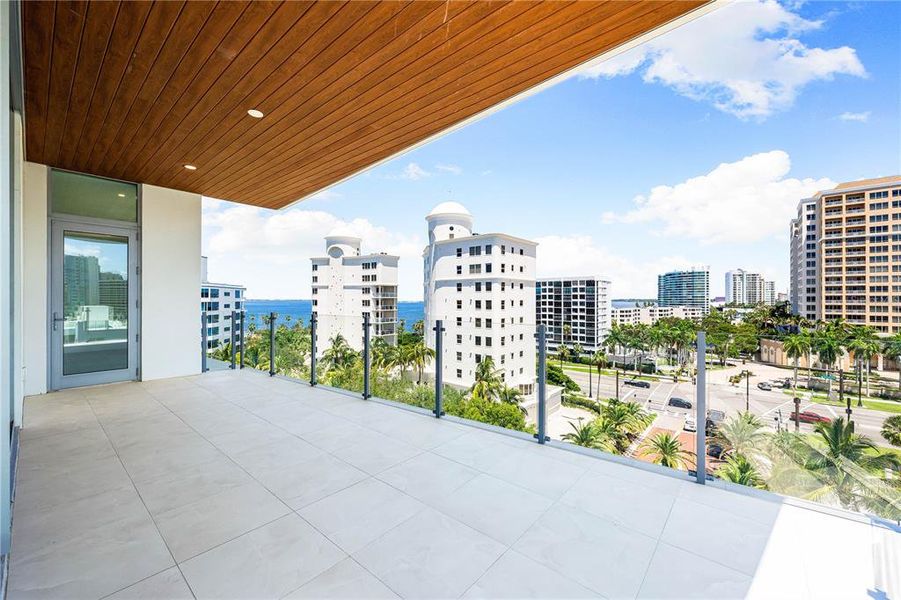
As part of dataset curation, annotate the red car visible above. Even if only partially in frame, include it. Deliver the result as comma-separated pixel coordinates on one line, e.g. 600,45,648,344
789,411,832,425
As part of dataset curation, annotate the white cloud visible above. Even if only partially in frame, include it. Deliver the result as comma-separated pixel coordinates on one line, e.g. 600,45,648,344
602,150,834,245
535,234,695,298
579,0,866,119
396,162,430,180
435,163,462,175
838,111,870,122
202,199,424,300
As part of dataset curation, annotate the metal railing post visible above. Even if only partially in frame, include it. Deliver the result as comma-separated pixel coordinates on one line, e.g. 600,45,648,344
229,310,236,370
201,311,208,373
433,320,444,417
310,313,318,386
239,310,245,369
695,331,707,485
268,312,276,376
363,313,371,399
535,324,548,444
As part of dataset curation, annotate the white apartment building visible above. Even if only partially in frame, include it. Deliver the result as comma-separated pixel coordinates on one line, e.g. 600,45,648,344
724,268,775,305
311,233,399,352
423,202,537,395
789,198,818,320
536,277,612,353
200,256,246,351
611,305,705,326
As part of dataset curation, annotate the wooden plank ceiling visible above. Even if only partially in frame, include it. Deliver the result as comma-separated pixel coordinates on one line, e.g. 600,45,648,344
23,0,708,209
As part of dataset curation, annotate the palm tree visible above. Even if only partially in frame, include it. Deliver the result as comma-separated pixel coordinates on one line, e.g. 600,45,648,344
717,454,766,489
470,356,503,402
881,415,901,447
710,411,769,464
882,332,901,389
782,333,811,390
604,324,629,368
321,334,356,371
371,338,397,371
601,400,654,454
846,326,880,397
812,330,843,393
497,386,526,414
778,418,901,512
408,340,436,384
640,432,693,469
557,344,569,370
571,343,583,367
562,419,614,452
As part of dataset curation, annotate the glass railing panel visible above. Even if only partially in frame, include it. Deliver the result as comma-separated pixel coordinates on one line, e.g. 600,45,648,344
368,315,436,410
315,314,364,395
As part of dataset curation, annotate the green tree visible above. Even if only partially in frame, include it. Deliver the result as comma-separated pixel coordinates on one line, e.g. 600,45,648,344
710,411,769,464
408,340,436,384
717,454,766,489
470,356,504,402
882,332,901,389
782,333,812,390
322,334,357,371
881,415,901,447
640,432,693,469
812,330,844,393
846,326,880,397
562,419,614,452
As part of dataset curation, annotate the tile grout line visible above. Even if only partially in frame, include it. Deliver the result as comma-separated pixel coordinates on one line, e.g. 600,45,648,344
83,392,199,600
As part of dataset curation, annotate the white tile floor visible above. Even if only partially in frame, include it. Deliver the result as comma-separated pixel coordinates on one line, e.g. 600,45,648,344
7,369,900,599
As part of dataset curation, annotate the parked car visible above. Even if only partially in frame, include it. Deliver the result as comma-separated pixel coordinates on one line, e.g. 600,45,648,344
683,417,697,432
706,443,725,459
757,381,772,391
789,411,832,425
668,397,692,409
706,409,725,431
624,379,651,389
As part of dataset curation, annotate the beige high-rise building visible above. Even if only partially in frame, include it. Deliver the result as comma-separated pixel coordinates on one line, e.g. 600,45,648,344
816,176,901,333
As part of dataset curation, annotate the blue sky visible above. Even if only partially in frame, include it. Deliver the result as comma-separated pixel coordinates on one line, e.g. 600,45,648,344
203,0,901,301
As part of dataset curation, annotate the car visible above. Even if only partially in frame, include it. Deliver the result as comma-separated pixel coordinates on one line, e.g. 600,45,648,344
757,381,772,391
683,417,697,432
778,378,792,389
706,409,725,431
789,411,832,425
624,379,651,389
706,443,725,459
668,397,692,409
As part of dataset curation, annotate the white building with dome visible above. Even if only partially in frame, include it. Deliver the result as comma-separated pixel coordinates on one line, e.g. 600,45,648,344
423,202,537,396
311,232,399,353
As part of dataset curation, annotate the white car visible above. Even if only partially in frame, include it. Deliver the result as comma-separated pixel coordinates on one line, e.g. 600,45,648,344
683,417,697,432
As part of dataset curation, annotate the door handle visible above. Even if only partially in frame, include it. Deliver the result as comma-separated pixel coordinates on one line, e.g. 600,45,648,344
52,312,65,331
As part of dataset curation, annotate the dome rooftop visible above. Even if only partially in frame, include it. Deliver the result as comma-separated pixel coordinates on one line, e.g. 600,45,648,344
427,201,471,218
325,225,360,239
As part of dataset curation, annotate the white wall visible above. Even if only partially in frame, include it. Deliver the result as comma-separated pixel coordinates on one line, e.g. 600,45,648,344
141,184,201,380
22,161,47,396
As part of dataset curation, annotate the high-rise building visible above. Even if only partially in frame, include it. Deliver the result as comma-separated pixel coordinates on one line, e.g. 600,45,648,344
657,268,710,314
789,198,818,320
311,234,399,352
201,256,246,350
424,202,536,395
536,277,612,353
815,176,901,333
725,269,775,305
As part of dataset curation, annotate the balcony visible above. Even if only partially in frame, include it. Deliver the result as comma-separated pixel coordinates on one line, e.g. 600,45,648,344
7,368,899,600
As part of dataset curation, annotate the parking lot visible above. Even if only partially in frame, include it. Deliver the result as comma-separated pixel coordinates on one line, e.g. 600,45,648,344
562,360,896,447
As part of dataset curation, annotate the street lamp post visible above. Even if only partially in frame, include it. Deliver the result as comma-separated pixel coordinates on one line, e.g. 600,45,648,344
588,354,593,398
793,396,801,433
743,370,750,412
857,361,863,408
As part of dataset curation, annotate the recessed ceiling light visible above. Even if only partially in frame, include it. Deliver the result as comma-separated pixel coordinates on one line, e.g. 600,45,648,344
117,193,125,198
184,164,197,171
247,109,264,119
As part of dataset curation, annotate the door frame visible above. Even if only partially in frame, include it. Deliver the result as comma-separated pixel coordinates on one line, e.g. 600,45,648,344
48,218,141,390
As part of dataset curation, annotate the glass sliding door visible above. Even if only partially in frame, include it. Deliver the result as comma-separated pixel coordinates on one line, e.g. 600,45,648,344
50,222,139,389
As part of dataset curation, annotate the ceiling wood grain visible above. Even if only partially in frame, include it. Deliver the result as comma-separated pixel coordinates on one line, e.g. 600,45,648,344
23,0,710,208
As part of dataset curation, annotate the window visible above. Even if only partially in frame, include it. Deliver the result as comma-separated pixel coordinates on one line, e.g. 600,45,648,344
456,265,462,275
456,300,462,309
51,169,138,222
469,264,481,274
469,246,482,256
456,317,462,326
456,248,462,257
475,282,482,292
485,244,492,255
485,264,492,273
456,369,462,378
486,300,492,309
456,334,463,343
475,300,482,309
485,282,492,292
456,282,462,292
456,351,462,361
475,336,482,346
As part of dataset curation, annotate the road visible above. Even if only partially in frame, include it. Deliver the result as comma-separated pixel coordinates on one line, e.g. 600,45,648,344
563,361,896,447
